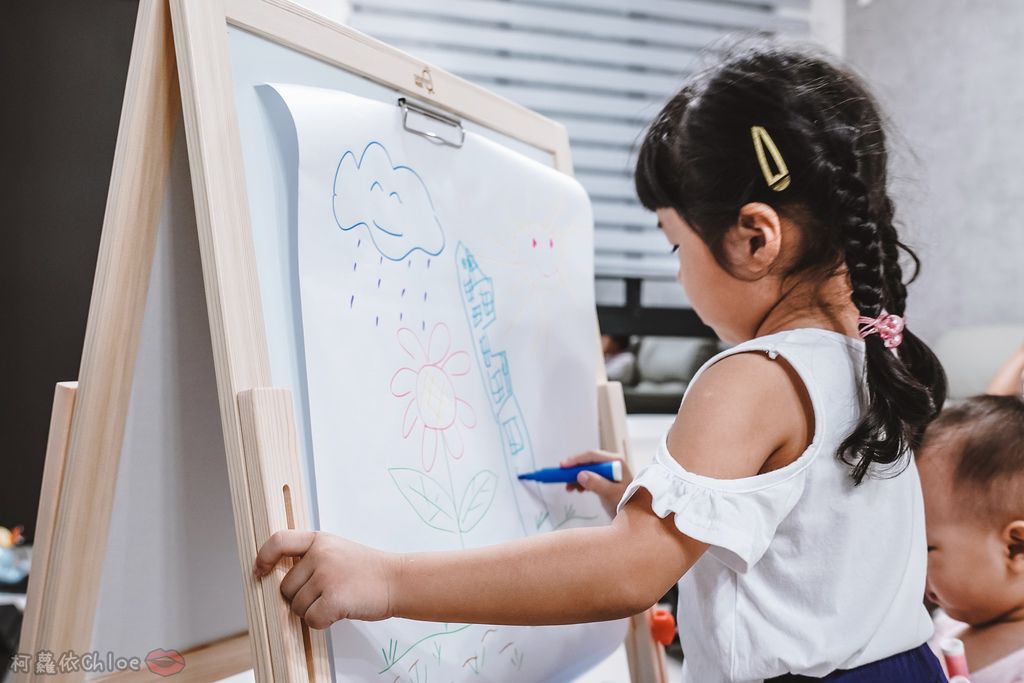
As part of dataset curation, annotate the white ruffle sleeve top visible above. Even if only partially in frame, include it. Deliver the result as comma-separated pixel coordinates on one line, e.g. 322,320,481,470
618,328,932,682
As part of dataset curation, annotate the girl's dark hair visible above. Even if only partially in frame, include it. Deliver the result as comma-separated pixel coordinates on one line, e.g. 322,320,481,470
636,42,947,483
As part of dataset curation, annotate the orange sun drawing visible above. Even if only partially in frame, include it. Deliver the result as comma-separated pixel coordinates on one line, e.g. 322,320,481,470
390,323,477,472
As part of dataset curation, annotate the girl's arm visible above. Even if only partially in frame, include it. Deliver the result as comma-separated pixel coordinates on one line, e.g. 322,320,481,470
394,496,700,624
254,351,806,629
255,491,704,629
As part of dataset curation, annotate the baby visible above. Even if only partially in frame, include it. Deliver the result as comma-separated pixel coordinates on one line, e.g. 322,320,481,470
917,395,1024,681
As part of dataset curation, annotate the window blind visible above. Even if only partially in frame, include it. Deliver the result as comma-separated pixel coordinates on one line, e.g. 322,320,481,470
348,0,812,327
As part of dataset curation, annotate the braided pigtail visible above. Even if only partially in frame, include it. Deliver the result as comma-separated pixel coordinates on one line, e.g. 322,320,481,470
825,127,947,482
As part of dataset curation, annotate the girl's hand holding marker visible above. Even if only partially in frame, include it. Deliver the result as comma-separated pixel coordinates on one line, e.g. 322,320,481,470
556,450,632,518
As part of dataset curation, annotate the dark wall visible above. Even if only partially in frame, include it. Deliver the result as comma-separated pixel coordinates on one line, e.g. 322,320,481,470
1,1,140,540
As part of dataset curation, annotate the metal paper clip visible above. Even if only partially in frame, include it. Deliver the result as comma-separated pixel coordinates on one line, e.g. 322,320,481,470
398,97,465,148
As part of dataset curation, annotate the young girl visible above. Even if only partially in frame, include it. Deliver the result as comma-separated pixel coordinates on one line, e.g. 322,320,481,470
918,396,1024,682
254,43,949,681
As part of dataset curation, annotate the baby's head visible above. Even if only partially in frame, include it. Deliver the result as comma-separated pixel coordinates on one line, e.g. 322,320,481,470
917,395,1024,625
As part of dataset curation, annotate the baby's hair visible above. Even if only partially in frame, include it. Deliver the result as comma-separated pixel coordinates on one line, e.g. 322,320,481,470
634,40,947,483
920,395,1024,524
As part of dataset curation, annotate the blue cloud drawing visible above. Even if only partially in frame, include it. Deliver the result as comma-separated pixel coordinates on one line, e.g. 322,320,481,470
331,141,445,261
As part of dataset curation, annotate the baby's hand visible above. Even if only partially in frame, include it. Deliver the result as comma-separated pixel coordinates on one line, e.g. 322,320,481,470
254,530,398,629
561,449,633,518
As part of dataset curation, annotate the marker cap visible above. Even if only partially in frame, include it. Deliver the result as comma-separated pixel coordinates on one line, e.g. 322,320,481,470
940,638,965,657
940,637,970,678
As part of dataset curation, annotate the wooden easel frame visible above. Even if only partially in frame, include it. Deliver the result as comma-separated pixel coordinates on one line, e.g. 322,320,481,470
19,1,667,681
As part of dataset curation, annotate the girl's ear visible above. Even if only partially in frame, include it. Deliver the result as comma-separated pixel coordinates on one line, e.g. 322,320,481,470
1004,520,1024,571
722,202,783,280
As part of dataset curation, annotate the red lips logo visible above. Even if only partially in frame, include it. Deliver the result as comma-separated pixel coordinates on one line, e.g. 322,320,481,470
145,649,185,677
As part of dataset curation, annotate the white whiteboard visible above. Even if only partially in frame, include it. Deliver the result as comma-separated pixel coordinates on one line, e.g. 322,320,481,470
95,20,623,683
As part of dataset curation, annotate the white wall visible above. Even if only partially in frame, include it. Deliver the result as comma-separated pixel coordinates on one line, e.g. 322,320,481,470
845,0,1024,342
809,0,846,55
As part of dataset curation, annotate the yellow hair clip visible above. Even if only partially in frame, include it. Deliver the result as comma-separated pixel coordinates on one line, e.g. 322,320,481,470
750,126,791,192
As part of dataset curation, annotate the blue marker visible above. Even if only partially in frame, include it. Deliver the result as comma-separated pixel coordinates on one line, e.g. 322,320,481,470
517,462,623,484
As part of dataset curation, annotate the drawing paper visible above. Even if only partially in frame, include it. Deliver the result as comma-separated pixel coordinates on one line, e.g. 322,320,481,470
270,84,626,682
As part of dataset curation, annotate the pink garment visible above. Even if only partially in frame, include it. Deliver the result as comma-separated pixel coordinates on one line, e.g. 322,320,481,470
929,611,1024,682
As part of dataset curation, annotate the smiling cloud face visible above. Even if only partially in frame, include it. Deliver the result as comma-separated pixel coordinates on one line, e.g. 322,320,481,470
332,141,445,261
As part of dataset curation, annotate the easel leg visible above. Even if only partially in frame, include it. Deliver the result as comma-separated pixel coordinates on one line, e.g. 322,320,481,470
18,2,278,680
24,0,180,679
17,383,77,683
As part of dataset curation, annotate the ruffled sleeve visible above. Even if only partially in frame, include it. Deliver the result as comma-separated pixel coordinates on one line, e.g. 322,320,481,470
617,441,811,573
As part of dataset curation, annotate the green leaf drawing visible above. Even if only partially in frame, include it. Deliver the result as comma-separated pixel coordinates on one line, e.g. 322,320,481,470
457,471,498,532
389,468,458,533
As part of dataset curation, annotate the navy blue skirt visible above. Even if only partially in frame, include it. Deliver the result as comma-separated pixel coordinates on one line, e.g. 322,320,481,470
765,643,947,682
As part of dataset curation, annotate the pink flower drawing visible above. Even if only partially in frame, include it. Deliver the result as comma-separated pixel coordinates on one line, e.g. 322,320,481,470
390,323,476,472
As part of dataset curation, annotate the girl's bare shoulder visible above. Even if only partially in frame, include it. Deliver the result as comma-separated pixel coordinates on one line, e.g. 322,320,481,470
666,350,814,480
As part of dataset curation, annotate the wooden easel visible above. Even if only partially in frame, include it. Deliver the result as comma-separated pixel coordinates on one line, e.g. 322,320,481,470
18,1,668,681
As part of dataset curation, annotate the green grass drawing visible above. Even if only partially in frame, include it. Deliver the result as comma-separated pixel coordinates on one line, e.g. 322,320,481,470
553,502,598,530
377,624,472,675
